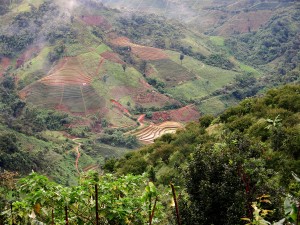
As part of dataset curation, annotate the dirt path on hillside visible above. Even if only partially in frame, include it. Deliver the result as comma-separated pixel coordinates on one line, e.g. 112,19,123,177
137,114,146,127
73,139,82,174
95,58,105,76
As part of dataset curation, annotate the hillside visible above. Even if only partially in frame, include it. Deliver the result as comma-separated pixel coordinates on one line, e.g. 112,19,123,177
0,0,265,138
0,0,300,224
101,0,297,35
1,84,299,224
108,84,300,224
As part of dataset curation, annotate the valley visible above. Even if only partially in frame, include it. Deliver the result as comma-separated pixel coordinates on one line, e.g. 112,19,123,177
0,0,299,224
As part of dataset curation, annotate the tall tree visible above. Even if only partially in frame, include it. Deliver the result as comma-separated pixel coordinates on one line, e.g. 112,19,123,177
180,54,184,65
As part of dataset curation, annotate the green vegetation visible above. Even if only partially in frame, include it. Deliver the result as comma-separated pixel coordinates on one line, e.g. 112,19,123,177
209,36,225,46
108,84,300,224
97,130,139,149
1,75,300,224
0,171,163,224
226,5,300,74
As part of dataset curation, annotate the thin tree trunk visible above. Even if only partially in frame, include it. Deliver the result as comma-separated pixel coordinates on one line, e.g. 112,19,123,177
95,184,99,225
11,202,13,225
296,201,300,225
52,209,54,225
149,197,158,225
171,183,181,225
149,195,152,225
65,206,69,225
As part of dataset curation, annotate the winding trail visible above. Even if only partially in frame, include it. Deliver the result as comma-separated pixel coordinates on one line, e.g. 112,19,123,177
137,114,146,127
72,139,82,174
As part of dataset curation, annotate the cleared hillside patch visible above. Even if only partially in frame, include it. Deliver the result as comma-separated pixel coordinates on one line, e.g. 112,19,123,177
111,37,168,60
197,95,238,115
101,60,141,88
101,51,124,64
80,15,112,30
78,52,102,76
96,44,112,55
151,105,200,123
21,56,105,115
149,59,196,87
167,50,237,82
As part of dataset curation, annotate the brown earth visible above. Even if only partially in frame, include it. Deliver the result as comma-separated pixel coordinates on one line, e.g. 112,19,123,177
101,51,124,64
110,83,180,108
110,99,131,116
111,37,169,61
80,15,112,30
151,104,200,123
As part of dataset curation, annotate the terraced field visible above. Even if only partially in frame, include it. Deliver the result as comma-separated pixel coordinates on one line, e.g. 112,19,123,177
149,59,196,87
165,50,239,100
21,56,105,115
133,121,183,144
111,37,168,60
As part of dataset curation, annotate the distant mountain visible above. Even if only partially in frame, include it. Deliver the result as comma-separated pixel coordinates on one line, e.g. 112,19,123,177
0,0,256,124
101,0,297,35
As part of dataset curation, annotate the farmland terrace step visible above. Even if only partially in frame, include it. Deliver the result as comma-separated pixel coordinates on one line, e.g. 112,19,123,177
136,126,160,138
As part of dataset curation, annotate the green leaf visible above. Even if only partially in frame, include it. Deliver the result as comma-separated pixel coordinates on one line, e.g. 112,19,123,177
292,172,300,182
284,197,293,215
273,218,285,225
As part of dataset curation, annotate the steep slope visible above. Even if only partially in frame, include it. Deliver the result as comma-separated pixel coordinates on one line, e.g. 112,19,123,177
109,84,300,223
0,0,255,127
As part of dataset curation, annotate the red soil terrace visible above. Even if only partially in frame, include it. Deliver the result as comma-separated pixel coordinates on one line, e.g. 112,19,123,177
151,105,200,123
111,37,168,61
110,99,130,116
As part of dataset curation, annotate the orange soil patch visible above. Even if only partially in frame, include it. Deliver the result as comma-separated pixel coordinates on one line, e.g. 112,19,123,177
16,46,40,68
111,37,168,61
110,99,131,116
80,15,111,30
100,51,124,64
133,121,183,144
151,105,200,123
137,114,146,124
134,90,178,106
0,57,11,77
